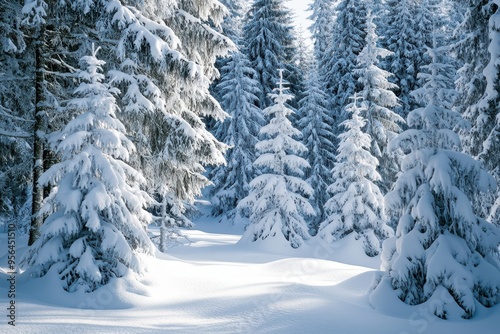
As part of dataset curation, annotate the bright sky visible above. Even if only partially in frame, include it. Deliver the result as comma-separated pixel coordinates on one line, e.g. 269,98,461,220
287,0,313,36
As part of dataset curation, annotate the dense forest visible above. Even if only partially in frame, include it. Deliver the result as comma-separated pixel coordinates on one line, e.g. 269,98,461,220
1,0,500,323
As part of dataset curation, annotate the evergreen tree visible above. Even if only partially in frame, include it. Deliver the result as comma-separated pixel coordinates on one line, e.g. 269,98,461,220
19,0,233,270
22,47,153,292
381,0,424,120
473,1,500,224
294,27,314,75
371,36,500,320
138,0,234,236
319,95,392,256
17,0,234,263
453,0,490,157
298,69,335,231
309,0,335,77
210,51,264,219
322,0,368,145
0,0,32,229
355,11,403,194
218,0,245,43
210,0,245,105
22,0,86,245
243,0,303,109
237,70,314,248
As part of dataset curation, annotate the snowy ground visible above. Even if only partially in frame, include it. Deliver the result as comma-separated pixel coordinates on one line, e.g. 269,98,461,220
1,201,499,333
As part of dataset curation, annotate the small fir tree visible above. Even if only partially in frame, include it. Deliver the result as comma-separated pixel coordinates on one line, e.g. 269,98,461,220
22,47,153,292
319,95,392,256
237,70,314,248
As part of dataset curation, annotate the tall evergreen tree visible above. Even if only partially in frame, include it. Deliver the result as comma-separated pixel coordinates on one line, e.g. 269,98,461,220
453,0,491,157
319,95,392,256
322,0,368,145
237,70,314,248
19,0,233,275
0,0,32,229
298,70,335,231
22,47,154,292
140,0,234,236
211,0,245,105
210,51,264,219
371,35,500,320
309,0,335,78
381,0,424,120
20,0,234,245
242,0,303,109
218,0,245,43
472,1,500,224
354,11,403,194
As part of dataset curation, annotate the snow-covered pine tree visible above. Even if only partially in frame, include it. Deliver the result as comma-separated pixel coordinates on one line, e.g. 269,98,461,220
294,27,314,75
242,0,303,109
18,0,234,248
380,0,424,120
453,0,491,157
309,0,335,82
355,11,403,194
210,50,264,219
322,0,368,147
154,0,234,233
22,47,153,292
298,69,335,232
319,95,392,256
414,0,443,53
22,0,85,245
237,70,314,248
0,0,32,229
211,0,245,104
218,0,245,43
371,34,500,319
471,1,500,225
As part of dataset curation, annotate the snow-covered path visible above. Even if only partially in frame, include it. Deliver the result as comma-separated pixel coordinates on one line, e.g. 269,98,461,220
1,209,499,333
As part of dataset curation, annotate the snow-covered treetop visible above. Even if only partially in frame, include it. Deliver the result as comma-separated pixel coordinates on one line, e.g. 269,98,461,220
393,35,465,154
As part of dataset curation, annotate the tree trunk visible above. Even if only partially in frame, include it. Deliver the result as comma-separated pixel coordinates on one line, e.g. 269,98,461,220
28,29,46,246
159,193,168,253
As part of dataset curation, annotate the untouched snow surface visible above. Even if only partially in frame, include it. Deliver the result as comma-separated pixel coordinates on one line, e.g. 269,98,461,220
1,202,499,333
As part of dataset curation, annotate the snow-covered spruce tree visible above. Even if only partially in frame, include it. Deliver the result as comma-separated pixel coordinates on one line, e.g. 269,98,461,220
19,0,234,247
210,0,245,104
414,0,444,53
209,51,264,219
453,0,491,157
319,95,392,256
298,69,335,232
370,36,500,319
309,0,335,82
22,47,153,292
22,0,87,245
242,0,303,109
471,1,500,225
105,0,233,245
294,27,315,77
355,11,403,194
237,70,314,248
0,0,32,229
380,0,425,120
322,0,368,145
218,0,245,43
